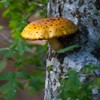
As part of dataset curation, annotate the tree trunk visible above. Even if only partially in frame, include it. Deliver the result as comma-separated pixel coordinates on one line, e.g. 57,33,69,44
44,0,100,100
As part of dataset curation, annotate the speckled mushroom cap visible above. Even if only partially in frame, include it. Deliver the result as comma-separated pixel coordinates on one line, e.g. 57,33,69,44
21,18,78,40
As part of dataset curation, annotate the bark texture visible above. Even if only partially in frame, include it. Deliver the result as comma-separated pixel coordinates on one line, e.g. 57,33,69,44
44,0,100,100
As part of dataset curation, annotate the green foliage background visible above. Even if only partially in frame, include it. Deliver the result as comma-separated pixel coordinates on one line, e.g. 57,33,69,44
0,0,47,100
60,65,100,100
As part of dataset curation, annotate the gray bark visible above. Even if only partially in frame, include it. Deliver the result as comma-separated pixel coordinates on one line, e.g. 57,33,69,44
44,0,100,100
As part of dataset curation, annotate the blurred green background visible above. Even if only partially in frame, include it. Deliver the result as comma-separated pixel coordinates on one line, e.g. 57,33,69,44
0,0,47,100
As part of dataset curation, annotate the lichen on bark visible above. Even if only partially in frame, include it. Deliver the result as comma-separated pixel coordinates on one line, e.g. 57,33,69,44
44,0,100,100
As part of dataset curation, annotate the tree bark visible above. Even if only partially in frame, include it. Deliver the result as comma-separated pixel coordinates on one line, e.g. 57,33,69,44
44,0,100,100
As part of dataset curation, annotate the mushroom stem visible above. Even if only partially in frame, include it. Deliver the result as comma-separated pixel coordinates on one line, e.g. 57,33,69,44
48,38,63,50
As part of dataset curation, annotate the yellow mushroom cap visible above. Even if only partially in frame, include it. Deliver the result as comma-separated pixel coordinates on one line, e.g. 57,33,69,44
21,18,78,40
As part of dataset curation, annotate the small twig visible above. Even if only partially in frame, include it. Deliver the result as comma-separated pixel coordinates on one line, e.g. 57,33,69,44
0,33,13,43
8,57,45,70
33,0,47,6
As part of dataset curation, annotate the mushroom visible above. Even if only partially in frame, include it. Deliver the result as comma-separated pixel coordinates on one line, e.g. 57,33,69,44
21,18,78,50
